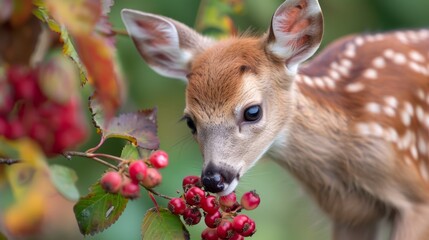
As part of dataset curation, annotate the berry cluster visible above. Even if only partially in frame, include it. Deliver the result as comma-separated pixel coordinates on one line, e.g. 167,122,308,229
168,176,260,240
100,150,168,199
0,66,87,155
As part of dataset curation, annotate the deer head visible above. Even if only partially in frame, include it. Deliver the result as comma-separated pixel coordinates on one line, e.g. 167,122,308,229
121,0,323,195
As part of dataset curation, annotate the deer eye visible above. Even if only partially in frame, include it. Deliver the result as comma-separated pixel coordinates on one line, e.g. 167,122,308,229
185,117,197,134
243,105,262,122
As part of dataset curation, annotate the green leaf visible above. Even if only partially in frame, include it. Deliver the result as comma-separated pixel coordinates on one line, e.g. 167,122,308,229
73,182,128,235
121,143,140,160
49,164,80,201
90,97,159,150
0,231,7,240
141,208,190,240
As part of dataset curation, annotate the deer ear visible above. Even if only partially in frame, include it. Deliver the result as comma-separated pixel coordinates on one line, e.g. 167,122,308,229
121,9,214,81
266,0,323,73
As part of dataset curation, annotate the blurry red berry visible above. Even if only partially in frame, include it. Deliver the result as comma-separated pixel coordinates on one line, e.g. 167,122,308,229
0,118,7,135
219,192,236,208
241,190,260,210
232,215,250,234
100,171,122,193
204,211,222,228
216,220,234,239
201,195,220,214
201,228,218,240
129,160,147,183
185,186,205,206
120,180,140,199
229,233,245,240
182,208,201,225
240,218,256,237
4,120,25,139
182,175,201,191
168,198,186,215
141,168,162,188
149,150,168,169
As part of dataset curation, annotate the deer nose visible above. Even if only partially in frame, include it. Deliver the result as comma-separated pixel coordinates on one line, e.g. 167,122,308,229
201,171,225,193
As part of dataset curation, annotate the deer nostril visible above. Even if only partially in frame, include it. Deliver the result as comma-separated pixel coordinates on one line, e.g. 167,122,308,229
201,172,225,193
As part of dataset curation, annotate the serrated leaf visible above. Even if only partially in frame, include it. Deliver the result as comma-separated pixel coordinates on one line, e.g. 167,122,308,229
141,208,190,240
73,182,128,235
49,164,80,201
90,97,159,150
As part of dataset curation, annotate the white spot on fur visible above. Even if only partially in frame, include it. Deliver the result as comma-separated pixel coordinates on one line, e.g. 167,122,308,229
354,37,364,46
384,49,395,58
409,51,425,63
383,106,396,117
345,82,365,92
313,77,325,88
417,89,425,101
384,96,398,108
385,127,399,142
400,110,412,126
323,77,336,89
363,69,378,79
395,32,409,44
418,137,427,156
303,76,314,87
366,102,381,114
404,102,414,115
393,53,407,65
416,106,425,123
340,59,353,68
344,44,356,58
329,70,341,80
372,57,386,68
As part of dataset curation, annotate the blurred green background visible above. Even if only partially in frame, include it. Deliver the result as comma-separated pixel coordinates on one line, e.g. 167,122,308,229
56,0,429,239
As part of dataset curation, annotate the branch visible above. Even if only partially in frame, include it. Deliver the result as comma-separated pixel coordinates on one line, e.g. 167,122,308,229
0,158,21,165
64,151,119,170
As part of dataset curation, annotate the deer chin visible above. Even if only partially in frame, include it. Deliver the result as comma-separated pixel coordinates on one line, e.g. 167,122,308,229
218,178,239,196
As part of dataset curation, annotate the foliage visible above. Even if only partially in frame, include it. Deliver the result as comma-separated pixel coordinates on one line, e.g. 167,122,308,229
0,0,243,239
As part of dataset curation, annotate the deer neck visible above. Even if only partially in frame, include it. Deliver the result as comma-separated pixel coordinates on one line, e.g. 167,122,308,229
268,77,351,184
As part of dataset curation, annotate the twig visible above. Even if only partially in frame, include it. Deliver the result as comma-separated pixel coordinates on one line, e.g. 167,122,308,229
0,158,21,165
64,151,118,170
91,153,125,162
144,187,173,200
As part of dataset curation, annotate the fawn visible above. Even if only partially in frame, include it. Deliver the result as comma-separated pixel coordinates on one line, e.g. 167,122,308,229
121,0,429,239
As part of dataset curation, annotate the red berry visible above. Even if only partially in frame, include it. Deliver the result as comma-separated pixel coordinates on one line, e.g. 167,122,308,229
141,168,162,188
4,120,25,139
149,150,168,168
185,186,205,206
204,211,222,228
182,208,201,225
201,195,220,214
120,179,140,199
129,160,147,183
182,175,201,191
201,228,218,240
240,219,256,237
229,233,244,240
216,220,234,239
232,215,250,234
100,171,123,193
168,198,186,215
241,190,260,210
219,192,236,208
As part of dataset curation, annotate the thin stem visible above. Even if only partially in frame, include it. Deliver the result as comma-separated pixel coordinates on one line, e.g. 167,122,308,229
112,28,128,36
64,151,118,170
144,187,173,200
91,153,124,162
86,137,105,153
0,158,21,165
93,157,119,170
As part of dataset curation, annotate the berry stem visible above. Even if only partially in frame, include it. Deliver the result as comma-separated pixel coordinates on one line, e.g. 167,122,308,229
0,158,21,165
91,153,125,162
64,151,119,170
86,137,105,153
144,187,174,201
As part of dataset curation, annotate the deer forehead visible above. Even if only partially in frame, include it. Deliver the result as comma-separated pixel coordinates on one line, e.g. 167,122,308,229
185,37,273,122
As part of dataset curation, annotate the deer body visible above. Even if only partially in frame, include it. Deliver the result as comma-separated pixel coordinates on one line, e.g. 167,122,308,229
121,0,429,239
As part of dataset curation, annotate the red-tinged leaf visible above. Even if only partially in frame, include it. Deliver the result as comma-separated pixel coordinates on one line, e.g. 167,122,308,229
73,182,128,235
76,35,124,119
10,0,33,27
141,208,190,240
0,15,41,65
44,0,102,35
90,97,159,150
0,0,13,23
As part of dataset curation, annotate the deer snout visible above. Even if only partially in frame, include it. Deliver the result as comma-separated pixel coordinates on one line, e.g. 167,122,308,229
201,163,239,195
